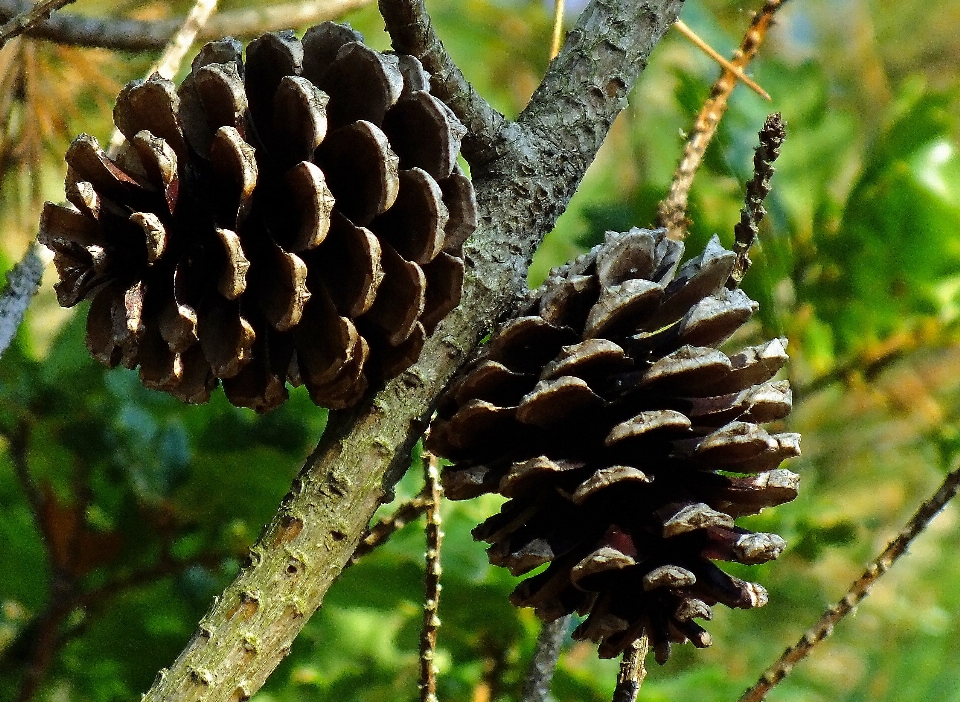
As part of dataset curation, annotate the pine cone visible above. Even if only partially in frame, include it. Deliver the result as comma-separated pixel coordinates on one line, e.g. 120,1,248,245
427,228,800,663
38,23,476,412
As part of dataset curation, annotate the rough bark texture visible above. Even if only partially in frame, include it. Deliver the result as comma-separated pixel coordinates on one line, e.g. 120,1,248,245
140,1,685,699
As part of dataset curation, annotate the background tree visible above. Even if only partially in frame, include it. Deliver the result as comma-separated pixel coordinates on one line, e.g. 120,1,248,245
0,0,959,701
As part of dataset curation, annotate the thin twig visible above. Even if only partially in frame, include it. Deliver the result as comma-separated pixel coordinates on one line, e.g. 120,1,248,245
549,0,565,59
521,615,571,702
673,20,769,100
348,490,432,565
106,0,218,155
16,588,73,702
0,0,75,50
612,636,648,702
7,419,72,702
0,0,373,51
657,0,786,240
379,0,508,166
6,421,44,541
739,461,960,702
0,241,45,360
727,112,785,289
420,452,444,702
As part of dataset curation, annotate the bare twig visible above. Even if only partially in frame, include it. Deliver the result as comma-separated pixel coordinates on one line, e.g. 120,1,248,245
16,588,73,702
0,241,45,360
657,0,786,240
6,419,71,702
673,20,769,100
549,0,565,59
419,453,443,702
739,462,960,702
378,0,508,166
727,112,785,289
6,421,44,544
106,0,218,154
150,0,218,80
348,490,432,565
0,0,75,50
612,636,648,702
0,0,373,51
521,615,571,702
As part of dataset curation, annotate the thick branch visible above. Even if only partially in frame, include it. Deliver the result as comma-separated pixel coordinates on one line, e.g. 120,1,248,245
138,2,683,699
0,0,372,51
379,0,507,166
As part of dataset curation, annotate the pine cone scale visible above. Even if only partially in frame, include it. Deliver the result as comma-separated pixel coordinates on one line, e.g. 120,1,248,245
41,22,475,411
428,227,800,660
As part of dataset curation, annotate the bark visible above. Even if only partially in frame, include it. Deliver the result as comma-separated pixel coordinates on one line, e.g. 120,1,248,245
136,1,685,699
0,0,373,50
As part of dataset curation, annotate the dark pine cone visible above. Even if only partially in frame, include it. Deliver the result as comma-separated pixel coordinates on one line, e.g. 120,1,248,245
427,228,800,663
38,22,476,412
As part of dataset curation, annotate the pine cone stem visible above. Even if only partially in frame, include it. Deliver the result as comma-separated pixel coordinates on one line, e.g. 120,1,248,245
378,0,507,166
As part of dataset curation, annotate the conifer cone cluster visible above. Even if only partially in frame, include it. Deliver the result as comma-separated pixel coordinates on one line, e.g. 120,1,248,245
428,228,800,663
38,22,476,412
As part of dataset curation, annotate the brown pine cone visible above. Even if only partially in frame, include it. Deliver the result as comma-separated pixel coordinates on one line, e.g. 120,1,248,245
38,23,476,412
427,229,800,663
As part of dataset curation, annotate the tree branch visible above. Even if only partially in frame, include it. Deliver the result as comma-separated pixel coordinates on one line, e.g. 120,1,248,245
0,0,373,51
132,1,684,698
378,0,507,166
521,615,570,702
347,489,432,565
0,241,45,360
738,460,960,702
0,0,75,50
657,0,786,240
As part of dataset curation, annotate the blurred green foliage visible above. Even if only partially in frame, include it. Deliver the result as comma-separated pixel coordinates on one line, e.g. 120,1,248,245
1,0,960,701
